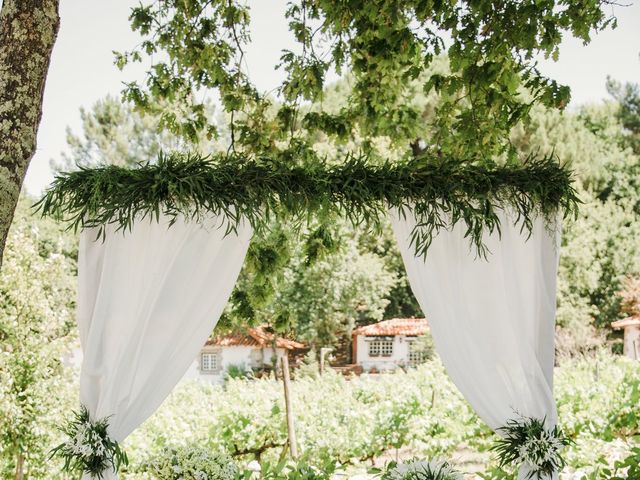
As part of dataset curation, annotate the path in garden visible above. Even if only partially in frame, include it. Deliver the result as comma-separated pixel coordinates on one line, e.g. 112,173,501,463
452,443,491,477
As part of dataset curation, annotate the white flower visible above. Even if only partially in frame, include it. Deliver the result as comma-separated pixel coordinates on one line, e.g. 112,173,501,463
145,446,237,480
516,429,564,469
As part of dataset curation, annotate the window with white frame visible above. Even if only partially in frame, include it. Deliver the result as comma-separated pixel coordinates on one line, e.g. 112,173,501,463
201,352,219,372
368,338,394,357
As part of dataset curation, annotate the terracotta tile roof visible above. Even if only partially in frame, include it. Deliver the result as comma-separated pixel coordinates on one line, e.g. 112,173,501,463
352,318,429,336
206,326,305,350
611,317,640,329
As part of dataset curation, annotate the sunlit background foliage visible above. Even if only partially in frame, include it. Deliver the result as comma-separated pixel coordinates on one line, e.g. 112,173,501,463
2,0,639,477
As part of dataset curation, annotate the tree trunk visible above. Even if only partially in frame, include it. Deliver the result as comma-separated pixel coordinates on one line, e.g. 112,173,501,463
14,452,24,480
0,0,60,267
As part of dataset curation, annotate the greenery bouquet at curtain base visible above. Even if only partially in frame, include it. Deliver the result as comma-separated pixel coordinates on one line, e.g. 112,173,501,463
50,405,127,479
492,416,572,480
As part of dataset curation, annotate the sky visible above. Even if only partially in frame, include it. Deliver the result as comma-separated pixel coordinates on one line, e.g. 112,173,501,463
23,0,640,195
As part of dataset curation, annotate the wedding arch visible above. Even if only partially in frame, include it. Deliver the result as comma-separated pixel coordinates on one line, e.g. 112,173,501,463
39,151,576,479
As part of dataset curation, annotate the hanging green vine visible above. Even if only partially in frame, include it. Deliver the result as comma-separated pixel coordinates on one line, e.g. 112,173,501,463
35,151,578,257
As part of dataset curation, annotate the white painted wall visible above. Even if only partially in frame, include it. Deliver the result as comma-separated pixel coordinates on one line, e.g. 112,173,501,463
355,335,414,372
69,343,288,386
183,345,287,385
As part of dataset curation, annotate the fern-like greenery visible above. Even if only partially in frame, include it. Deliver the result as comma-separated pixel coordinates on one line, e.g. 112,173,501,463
492,416,572,479
36,151,578,257
380,459,463,480
50,405,128,478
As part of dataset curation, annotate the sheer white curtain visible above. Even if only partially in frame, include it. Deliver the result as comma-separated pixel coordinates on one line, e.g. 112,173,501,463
390,209,560,480
77,214,252,479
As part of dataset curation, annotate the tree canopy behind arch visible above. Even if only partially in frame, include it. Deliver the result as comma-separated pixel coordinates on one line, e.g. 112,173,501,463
48,75,640,352
118,0,617,164
40,1,622,259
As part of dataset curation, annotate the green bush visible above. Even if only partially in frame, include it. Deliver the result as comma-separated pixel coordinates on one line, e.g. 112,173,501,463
579,447,640,480
225,364,254,381
135,446,237,480
3,352,636,478
122,355,639,478
379,459,463,480
243,457,337,480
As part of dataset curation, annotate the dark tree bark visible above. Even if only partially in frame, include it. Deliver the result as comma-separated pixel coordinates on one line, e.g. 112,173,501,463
0,0,60,268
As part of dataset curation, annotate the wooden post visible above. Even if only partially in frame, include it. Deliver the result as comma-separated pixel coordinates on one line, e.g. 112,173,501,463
319,347,332,375
281,354,298,459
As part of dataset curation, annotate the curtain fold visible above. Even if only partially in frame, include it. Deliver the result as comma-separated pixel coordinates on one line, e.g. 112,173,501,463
390,209,560,480
77,214,252,479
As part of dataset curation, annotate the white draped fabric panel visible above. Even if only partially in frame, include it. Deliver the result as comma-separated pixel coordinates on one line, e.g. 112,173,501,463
390,209,560,480
77,214,252,479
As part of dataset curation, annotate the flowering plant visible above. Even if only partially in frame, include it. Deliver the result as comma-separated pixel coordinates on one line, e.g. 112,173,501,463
50,405,128,478
253,458,335,480
380,458,463,480
142,445,237,480
492,416,572,479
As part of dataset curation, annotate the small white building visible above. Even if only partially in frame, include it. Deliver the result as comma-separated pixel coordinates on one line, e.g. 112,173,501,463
352,318,430,372
611,317,640,360
182,326,306,384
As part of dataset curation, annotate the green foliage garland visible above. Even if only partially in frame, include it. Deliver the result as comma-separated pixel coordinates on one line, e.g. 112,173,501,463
50,405,128,479
492,416,572,479
36,151,578,257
